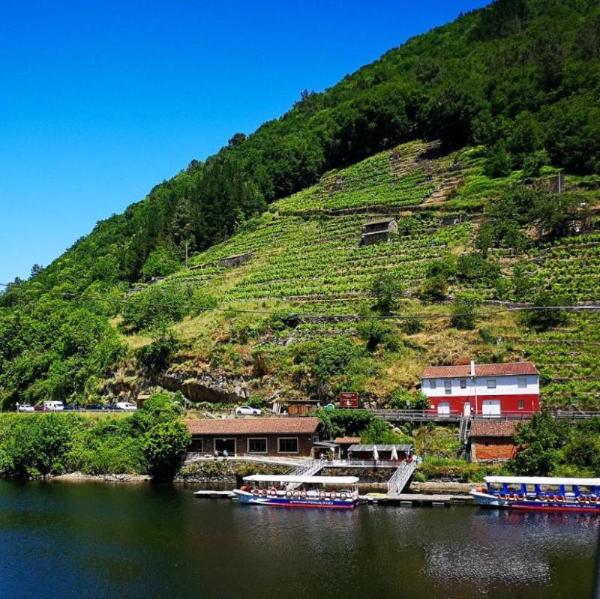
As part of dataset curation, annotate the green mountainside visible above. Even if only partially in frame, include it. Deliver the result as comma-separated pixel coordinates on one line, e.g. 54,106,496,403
1,0,599,410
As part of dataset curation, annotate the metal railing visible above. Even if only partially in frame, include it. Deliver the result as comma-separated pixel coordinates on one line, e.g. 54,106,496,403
369,409,600,422
387,461,417,496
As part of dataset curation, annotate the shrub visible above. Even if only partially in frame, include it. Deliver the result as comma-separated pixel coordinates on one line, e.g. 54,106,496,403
451,293,481,329
401,317,423,335
357,319,397,352
370,271,403,314
521,291,568,331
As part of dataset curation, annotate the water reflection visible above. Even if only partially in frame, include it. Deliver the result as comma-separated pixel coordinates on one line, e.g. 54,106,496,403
0,482,596,599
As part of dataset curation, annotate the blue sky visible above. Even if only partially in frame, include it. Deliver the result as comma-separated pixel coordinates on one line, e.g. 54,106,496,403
0,0,489,283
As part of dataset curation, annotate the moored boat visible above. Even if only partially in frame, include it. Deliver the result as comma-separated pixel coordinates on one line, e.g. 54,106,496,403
233,474,360,510
471,476,600,513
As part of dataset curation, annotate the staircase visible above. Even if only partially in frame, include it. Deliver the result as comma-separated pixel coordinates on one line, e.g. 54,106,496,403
286,459,323,490
387,461,417,496
458,416,471,445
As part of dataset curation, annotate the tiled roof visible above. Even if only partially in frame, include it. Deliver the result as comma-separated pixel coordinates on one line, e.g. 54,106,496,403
469,419,521,438
421,361,538,379
334,436,362,444
186,417,319,435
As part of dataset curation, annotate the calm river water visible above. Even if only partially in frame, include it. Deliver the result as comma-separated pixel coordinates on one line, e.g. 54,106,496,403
0,481,597,598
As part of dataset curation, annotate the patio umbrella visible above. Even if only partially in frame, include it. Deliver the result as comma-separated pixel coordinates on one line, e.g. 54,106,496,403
391,446,399,461
372,445,379,461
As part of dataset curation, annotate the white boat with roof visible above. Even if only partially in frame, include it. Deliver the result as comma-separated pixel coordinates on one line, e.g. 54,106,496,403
471,476,600,512
233,474,360,510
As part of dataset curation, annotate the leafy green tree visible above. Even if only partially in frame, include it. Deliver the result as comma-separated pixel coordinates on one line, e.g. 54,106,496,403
144,419,191,479
141,247,181,279
509,413,571,476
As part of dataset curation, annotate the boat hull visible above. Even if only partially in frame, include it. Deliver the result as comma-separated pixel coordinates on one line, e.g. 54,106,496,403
234,490,356,510
470,490,600,513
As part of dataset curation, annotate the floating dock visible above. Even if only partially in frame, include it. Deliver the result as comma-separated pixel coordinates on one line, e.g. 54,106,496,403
193,490,235,499
360,493,474,507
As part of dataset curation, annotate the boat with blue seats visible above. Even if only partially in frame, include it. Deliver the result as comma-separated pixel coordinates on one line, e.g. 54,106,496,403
471,476,600,512
233,474,360,510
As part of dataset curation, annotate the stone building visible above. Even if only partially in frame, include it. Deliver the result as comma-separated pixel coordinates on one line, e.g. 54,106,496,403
469,419,520,462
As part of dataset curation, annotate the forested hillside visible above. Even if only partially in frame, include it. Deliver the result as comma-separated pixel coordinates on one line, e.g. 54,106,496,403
0,0,599,409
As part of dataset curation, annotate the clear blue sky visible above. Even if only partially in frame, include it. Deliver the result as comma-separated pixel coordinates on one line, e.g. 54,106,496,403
0,0,489,283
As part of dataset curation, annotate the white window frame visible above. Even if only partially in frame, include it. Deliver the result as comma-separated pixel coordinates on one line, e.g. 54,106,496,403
517,377,527,389
518,399,525,411
459,378,467,389
278,437,299,454
486,379,497,389
247,437,268,454
444,379,452,395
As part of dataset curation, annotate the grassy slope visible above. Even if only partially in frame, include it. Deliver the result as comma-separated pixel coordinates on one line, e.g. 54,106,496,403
124,141,600,409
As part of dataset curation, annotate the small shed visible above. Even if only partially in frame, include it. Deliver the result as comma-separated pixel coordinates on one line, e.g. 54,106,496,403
469,420,520,463
218,252,254,268
359,218,398,246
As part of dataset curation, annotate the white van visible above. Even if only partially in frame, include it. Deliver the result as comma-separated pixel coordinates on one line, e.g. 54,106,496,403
43,401,64,412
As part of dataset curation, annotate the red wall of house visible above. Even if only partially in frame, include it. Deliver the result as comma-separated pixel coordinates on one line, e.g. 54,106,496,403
427,393,540,415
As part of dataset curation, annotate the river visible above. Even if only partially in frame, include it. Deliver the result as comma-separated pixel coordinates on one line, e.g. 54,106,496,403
0,481,596,598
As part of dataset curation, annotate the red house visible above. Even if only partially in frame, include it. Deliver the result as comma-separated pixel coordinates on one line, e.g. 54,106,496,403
421,361,540,417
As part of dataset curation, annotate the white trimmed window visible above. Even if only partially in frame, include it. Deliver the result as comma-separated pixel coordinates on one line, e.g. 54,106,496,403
444,379,452,395
487,379,497,389
278,437,299,453
430,379,437,389
247,438,267,454
517,377,527,388
459,378,467,389
518,400,525,410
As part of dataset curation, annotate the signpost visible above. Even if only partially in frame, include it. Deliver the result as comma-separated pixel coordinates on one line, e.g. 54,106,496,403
338,392,359,409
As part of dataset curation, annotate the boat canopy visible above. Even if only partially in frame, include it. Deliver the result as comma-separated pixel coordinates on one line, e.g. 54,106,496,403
485,476,600,487
243,475,359,485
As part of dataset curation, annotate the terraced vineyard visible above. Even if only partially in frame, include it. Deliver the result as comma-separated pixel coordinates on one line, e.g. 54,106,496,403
135,141,599,409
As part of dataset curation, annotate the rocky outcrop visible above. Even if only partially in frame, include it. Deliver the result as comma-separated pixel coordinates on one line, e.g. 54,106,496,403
160,371,250,403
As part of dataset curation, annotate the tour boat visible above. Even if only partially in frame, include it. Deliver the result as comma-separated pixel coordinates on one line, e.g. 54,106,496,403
233,474,360,510
471,476,600,513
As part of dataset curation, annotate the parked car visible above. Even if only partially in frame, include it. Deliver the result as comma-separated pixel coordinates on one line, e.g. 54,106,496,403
16,404,34,413
43,400,64,412
115,401,137,411
235,405,262,416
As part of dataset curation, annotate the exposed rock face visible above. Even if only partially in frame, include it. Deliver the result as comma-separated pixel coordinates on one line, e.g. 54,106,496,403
160,371,250,403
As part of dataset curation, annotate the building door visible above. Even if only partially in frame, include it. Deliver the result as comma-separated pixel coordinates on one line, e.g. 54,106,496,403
214,438,236,456
437,402,450,417
463,402,471,417
482,400,501,417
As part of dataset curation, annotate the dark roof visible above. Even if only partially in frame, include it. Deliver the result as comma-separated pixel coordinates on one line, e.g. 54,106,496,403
365,218,396,226
469,420,521,438
422,361,538,379
186,417,319,435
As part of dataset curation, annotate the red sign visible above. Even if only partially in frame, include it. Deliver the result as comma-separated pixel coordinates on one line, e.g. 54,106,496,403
338,392,359,408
